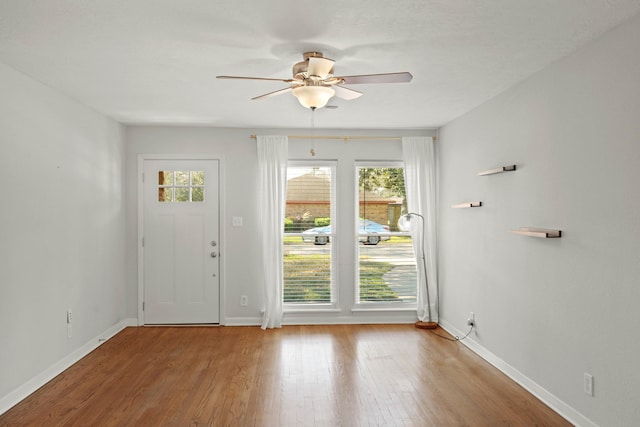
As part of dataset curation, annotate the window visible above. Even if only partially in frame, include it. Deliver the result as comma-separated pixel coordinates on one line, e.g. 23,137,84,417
158,170,204,202
283,163,336,305
356,163,417,305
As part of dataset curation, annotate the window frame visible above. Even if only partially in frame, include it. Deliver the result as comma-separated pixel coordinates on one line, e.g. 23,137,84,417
353,160,417,310
283,160,338,311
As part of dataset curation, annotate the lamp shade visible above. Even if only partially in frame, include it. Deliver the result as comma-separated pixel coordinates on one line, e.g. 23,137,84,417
292,85,335,109
397,214,413,232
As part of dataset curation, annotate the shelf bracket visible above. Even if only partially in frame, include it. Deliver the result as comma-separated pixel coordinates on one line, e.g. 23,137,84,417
451,201,482,208
478,165,516,176
510,227,561,238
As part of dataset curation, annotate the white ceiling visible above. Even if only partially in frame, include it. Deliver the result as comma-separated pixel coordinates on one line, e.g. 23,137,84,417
1,0,639,129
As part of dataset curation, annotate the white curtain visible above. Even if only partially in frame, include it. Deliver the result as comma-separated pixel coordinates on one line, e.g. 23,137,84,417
402,136,438,323
257,135,288,329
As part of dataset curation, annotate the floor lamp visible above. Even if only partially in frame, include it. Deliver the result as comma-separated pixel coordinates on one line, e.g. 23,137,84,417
398,212,438,329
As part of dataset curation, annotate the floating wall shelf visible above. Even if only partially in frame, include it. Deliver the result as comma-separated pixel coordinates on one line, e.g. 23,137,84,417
510,227,561,238
451,201,482,208
478,165,516,176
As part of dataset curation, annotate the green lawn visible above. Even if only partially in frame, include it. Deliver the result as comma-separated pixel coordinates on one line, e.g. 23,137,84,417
358,259,399,301
283,253,399,303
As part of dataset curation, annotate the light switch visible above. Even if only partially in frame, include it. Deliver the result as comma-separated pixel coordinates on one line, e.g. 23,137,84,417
232,216,243,227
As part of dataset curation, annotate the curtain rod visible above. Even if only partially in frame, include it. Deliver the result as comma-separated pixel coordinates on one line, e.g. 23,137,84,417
249,134,437,141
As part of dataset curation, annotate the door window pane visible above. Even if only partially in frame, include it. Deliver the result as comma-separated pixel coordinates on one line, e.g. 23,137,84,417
175,171,189,186
191,171,205,186
175,188,189,202
159,171,173,185
158,188,173,202
192,186,204,202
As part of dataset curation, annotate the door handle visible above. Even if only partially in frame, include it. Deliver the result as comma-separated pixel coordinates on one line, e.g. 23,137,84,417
210,252,217,258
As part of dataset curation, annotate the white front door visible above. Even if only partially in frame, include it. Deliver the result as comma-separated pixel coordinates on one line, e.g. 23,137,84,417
143,159,220,324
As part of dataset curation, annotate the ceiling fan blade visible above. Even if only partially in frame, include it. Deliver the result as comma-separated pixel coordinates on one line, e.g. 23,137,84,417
251,87,292,100
337,72,413,85
217,75,294,83
307,57,335,78
333,85,363,100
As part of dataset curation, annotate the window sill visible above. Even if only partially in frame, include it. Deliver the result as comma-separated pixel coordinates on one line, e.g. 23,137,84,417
284,306,341,314
351,306,417,313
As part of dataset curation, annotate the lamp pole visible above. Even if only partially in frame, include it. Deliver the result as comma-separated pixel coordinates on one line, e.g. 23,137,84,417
400,212,437,329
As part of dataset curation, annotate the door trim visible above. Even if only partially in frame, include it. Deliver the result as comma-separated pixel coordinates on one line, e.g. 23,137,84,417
137,154,225,326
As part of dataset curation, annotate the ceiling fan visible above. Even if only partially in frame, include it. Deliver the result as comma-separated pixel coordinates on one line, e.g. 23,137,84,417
217,51,412,110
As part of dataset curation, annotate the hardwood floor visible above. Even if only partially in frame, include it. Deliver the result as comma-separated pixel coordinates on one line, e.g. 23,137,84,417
0,325,571,426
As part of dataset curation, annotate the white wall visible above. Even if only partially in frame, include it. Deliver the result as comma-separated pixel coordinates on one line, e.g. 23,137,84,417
124,127,435,325
438,13,640,427
0,63,126,401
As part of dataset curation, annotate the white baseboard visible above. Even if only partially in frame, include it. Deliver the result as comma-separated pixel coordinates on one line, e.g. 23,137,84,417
223,314,417,327
0,317,137,416
222,316,262,326
283,317,415,325
438,319,597,427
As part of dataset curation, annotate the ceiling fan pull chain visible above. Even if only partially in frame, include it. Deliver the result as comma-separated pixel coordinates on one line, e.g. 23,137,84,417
309,108,316,156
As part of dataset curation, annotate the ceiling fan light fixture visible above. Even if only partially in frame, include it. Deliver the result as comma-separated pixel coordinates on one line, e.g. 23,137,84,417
217,51,413,109
292,85,335,109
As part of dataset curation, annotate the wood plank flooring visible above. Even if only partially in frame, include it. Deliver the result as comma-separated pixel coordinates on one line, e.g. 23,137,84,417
0,325,571,426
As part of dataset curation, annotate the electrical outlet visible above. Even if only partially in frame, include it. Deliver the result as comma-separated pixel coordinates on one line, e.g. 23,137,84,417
467,312,475,327
240,295,248,306
67,324,72,339
584,373,594,396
